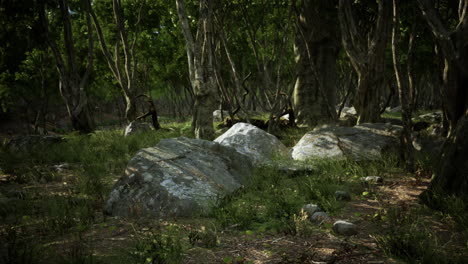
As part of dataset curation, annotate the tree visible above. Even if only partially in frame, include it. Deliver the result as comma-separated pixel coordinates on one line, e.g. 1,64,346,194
338,0,392,124
176,0,218,139
39,0,95,133
88,0,144,123
293,0,339,126
417,0,468,136
391,0,415,172
418,0,468,202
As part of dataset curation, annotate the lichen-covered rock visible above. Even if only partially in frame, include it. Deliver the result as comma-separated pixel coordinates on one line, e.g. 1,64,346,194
333,220,357,236
105,137,253,218
124,121,153,137
290,123,401,161
339,106,357,118
302,204,322,216
214,122,289,165
310,212,332,224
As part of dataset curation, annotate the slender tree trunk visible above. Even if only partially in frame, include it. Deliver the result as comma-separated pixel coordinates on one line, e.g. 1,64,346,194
176,0,217,139
39,0,95,133
88,0,143,123
293,0,339,127
339,0,391,124
391,0,415,173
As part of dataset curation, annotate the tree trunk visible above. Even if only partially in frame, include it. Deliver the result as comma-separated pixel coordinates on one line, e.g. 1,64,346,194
176,0,217,139
39,0,95,133
417,0,468,204
391,0,415,173
338,0,391,124
88,0,142,124
421,112,468,202
417,0,468,136
293,0,339,126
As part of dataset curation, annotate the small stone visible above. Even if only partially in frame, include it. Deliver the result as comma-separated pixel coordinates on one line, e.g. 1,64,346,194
333,220,357,236
335,190,351,201
302,204,322,216
361,176,383,184
52,163,70,172
310,212,332,224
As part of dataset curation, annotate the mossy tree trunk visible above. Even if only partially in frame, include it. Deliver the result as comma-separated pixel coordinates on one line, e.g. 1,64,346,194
338,0,392,124
176,0,217,140
293,0,339,127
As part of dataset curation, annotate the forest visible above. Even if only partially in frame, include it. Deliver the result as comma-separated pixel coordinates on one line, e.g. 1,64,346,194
0,0,467,263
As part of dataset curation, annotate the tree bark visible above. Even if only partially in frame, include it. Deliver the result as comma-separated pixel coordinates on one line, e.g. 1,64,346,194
391,0,415,173
176,0,217,139
417,0,468,203
339,0,392,124
39,0,95,133
88,0,142,123
417,0,468,136
293,0,339,127
421,112,468,203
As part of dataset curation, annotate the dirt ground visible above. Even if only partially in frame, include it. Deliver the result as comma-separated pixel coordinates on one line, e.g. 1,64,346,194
1,168,467,264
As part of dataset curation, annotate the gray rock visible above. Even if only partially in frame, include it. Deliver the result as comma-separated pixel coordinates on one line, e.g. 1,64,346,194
214,122,289,165
105,137,253,218
340,106,357,118
310,212,332,224
290,123,401,161
302,204,322,216
386,106,402,113
339,114,357,127
5,135,63,152
332,220,357,236
276,163,317,177
361,176,383,184
335,191,351,201
418,111,442,123
124,121,153,137
213,110,229,122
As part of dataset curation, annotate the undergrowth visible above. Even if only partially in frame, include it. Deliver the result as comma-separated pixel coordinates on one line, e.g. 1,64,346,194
211,155,401,235
0,121,192,263
375,204,468,264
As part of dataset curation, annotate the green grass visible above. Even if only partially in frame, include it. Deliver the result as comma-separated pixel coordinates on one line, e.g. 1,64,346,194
211,155,402,234
375,204,468,264
1,119,465,263
0,121,193,263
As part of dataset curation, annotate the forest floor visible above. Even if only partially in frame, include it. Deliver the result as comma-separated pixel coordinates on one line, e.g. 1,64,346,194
1,163,467,263
0,122,467,264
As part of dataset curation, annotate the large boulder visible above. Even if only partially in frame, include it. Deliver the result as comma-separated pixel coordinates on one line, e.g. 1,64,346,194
290,123,401,161
214,122,289,165
124,121,153,137
105,137,252,218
